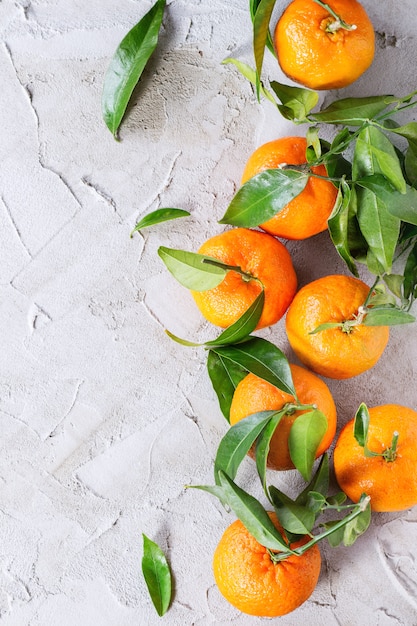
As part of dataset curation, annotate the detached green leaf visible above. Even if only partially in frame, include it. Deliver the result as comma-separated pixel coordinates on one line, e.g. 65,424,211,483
310,95,396,126
142,534,172,617
288,410,328,481
158,247,227,291
217,471,290,551
207,350,247,421
270,81,319,123
214,410,277,484
131,208,190,234
219,169,310,227
102,0,166,137
210,337,296,395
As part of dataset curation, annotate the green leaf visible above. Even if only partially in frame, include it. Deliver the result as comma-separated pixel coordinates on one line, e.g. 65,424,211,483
131,208,190,234
405,141,417,186
165,290,264,349
387,121,417,144
330,128,353,154
219,169,310,227
353,126,406,193
209,337,295,395
310,95,396,126
205,291,264,347
207,350,247,421
102,0,166,137
222,58,276,103
217,472,290,551
306,126,322,160
270,81,319,123
327,179,359,276
288,410,328,481
214,410,277,484
305,491,327,513
296,454,329,508
404,242,417,299
341,500,371,546
356,174,417,227
326,492,347,507
354,186,400,273
269,486,315,535
250,0,276,56
142,534,172,617
158,247,227,291
353,403,370,448
384,274,404,299
255,410,286,493
364,308,415,326
253,0,277,98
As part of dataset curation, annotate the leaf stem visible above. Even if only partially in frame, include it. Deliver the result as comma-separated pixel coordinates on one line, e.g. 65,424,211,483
269,495,371,562
202,258,263,287
312,0,357,32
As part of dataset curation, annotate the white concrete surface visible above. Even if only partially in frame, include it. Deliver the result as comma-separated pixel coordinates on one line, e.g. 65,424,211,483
1,0,417,624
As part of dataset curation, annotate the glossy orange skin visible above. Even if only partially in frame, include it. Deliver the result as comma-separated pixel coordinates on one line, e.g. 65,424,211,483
241,137,338,239
275,0,375,90
213,513,321,617
191,228,297,329
285,275,389,379
334,405,417,512
229,364,337,470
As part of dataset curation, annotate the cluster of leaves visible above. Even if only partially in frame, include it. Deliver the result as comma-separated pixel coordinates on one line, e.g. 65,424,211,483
223,0,417,326
156,247,372,558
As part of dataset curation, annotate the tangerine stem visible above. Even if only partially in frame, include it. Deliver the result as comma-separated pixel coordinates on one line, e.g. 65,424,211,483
202,258,263,288
269,495,371,561
312,0,357,32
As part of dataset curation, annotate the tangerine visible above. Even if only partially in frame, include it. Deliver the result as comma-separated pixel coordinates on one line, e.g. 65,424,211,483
241,136,338,239
285,275,389,379
191,228,297,329
229,364,337,470
213,512,321,617
334,404,417,512
275,0,375,90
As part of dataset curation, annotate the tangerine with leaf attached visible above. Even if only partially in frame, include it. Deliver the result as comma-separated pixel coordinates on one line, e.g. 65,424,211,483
213,512,321,617
275,0,375,90
285,275,389,379
334,404,417,512
229,364,337,470
241,136,338,239
191,228,297,329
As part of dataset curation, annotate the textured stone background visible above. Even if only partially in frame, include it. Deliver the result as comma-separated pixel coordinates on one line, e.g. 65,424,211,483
1,0,417,624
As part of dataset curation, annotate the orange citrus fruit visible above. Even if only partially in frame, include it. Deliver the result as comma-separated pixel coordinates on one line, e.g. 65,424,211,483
241,137,338,239
275,0,375,90
285,275,389,379
191,228,297,329
213,512,321,617
229,364,337,470
334,404,417,512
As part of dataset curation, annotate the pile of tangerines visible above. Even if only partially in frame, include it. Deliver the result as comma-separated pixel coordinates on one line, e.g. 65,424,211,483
153,0,417,618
